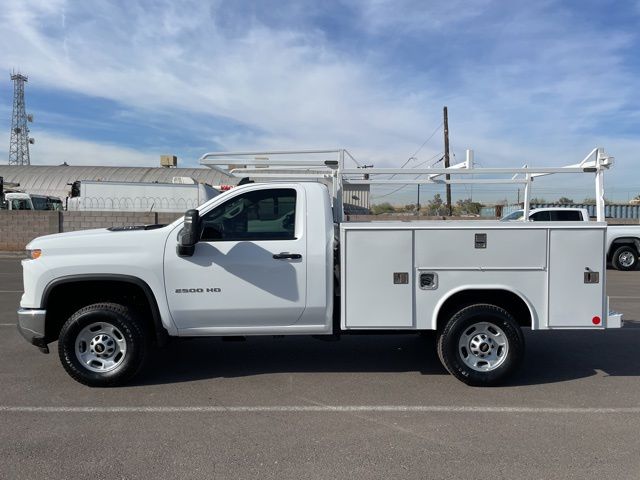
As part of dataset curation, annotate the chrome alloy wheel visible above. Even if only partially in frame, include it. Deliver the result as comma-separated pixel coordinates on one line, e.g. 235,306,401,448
458,322,509,372
75,322,127,373
618,251,636,268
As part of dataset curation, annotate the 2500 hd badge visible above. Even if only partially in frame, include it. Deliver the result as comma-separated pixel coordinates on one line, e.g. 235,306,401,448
175,288,222,293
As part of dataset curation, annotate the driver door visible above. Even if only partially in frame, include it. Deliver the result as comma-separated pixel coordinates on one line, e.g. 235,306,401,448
163,186,307,331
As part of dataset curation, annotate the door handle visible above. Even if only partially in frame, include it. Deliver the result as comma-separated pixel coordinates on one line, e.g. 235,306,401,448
273,253,302,260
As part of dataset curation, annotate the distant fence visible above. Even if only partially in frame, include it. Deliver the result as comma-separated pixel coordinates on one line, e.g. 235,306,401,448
68,196,202,212
481,203,640,220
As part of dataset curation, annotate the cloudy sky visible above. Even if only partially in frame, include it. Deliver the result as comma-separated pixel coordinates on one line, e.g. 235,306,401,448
1,0,639,203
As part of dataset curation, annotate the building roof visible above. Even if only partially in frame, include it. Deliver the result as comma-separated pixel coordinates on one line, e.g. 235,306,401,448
0,165,235,199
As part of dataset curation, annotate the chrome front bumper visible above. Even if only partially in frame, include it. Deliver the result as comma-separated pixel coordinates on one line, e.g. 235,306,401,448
17,308,49,353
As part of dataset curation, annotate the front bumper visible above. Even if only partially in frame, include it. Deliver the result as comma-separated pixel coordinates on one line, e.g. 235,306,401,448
17,308,49,353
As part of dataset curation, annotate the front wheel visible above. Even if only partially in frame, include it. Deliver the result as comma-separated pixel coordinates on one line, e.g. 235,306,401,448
437,304,524,386
58,303,147,387
612,245,638,271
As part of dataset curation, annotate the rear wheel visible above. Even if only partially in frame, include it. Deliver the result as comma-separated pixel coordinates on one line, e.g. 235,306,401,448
612,245,638,271
437,304,524,386
58,302,147,387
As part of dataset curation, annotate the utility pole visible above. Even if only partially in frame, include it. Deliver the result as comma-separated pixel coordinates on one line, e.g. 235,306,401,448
9,71,34,165
443,106,452,215
416,185,420,216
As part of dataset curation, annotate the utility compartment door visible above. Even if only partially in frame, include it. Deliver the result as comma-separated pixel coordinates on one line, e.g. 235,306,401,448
344,230,413,328
548,228,606,327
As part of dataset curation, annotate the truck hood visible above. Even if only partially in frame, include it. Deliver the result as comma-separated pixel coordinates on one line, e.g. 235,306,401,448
26,225,173,253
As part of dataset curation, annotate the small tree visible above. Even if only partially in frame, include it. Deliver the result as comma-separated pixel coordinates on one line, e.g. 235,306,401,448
426,193,445,215
371,202,396,215
557,197,574,204
454,198,483,216
403,204,415,212
529,197,546,205
583,197,610,205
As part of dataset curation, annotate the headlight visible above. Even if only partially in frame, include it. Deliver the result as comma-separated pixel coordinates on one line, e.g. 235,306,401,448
26,249,42,260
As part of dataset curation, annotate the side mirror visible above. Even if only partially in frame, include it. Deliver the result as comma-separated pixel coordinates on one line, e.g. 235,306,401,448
177,209,200,257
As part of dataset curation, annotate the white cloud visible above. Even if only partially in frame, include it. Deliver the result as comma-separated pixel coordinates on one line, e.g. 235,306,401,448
29,132,158,167
0,1,440,161
1,0,638,202
355,0,495,33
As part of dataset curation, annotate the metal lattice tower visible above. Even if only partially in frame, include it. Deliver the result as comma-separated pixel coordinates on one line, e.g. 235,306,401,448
9,72,34,165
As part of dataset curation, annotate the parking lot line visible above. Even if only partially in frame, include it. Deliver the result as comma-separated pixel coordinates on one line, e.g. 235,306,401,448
1,405,640,414
0,291,22,293
609,296,640,299
0,323,15,326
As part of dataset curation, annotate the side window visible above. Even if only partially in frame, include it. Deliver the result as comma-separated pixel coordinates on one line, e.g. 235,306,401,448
31,197,47,210
10,199,31,210
552,210,582,221
200,188,297,241
530,211,551,221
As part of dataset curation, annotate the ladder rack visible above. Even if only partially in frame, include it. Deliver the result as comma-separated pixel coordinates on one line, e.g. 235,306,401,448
200,147,614,223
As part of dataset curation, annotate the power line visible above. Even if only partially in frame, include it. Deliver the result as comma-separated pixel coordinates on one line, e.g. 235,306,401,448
387,122,444,180
408,122,443,159
371,153,445,200
413,151,444,168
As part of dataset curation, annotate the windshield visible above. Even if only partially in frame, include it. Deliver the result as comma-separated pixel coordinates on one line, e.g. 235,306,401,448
48,199,63,211
500,210,525,221
31,196,49,210
9,199,32,210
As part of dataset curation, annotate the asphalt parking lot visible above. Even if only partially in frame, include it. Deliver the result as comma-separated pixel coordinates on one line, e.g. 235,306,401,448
1,257,640,479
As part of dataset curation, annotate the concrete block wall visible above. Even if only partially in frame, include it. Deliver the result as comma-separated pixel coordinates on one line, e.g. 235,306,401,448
62,211,157,232
157,212,183,225
0,211,61,251
0,210,185,251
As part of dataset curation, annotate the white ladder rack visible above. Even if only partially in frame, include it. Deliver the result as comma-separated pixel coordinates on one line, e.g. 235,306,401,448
200,147,614,223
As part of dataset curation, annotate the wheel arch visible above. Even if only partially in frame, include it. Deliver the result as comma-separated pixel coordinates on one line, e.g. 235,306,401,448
42,274,168,346
432,286,537,331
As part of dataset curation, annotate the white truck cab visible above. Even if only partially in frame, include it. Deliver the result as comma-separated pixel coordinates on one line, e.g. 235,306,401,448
17,147,623,387
501,207,589,222
5,192,34,210
3,192,63,211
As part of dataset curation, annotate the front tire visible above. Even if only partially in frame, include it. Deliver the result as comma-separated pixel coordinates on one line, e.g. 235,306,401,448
612,245,638,271
58,303,147,387
437,304,524,386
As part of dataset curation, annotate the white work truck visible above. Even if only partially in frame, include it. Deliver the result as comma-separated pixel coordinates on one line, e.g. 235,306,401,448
502,207,640,271
17,148,623,387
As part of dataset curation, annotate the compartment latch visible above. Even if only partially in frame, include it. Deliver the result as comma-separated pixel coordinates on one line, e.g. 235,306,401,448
584,267,600,284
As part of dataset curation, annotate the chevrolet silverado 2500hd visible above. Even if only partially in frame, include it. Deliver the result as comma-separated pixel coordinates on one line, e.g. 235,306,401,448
17,148,622,387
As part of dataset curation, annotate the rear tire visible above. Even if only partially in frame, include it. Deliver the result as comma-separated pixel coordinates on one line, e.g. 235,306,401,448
437,304,524,386
612,245,638,271
58,302,147,387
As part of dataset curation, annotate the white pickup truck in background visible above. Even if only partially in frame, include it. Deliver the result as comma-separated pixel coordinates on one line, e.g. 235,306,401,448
502,207,640,271
16,148,623,388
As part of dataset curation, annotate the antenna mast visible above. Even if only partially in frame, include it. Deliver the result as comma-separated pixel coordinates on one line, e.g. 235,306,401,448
9,72,34,165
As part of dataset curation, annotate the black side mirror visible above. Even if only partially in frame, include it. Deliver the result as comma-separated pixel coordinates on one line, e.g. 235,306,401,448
177,209,200,257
